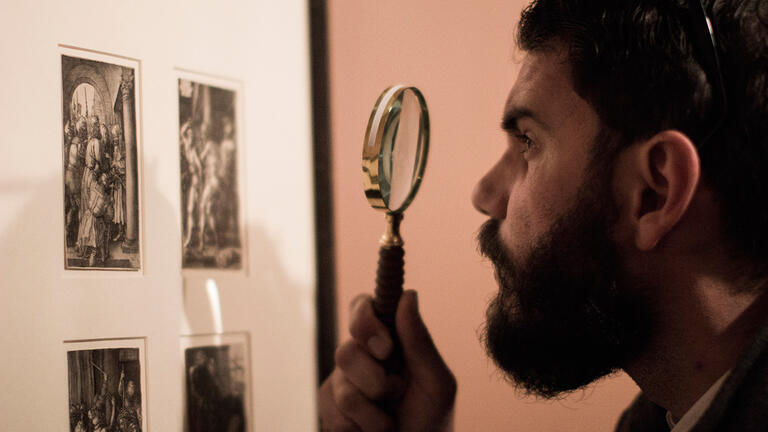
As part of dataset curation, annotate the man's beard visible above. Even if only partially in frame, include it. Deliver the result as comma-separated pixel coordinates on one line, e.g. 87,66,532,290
478,168,651,398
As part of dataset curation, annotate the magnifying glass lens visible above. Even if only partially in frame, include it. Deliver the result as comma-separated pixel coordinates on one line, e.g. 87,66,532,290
381,89,423,212
361,85,429,372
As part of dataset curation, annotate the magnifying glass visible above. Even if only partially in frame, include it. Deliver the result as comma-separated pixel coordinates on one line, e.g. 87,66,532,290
362,85,430,368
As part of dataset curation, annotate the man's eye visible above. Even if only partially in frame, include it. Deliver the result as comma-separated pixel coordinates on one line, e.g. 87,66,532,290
515,134,534,153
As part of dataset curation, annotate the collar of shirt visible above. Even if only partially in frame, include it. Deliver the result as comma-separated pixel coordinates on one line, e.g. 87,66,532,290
666,371,731,432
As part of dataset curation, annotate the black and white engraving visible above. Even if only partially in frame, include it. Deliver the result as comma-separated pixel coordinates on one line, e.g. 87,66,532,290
66,341,145,432
179,77,243,270
183,334,250,432
61,50,141,270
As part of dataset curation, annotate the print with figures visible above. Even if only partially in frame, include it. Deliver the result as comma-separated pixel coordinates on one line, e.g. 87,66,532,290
182,332,251,432
178,72,245,271
65,338,147,432
60,46,142,270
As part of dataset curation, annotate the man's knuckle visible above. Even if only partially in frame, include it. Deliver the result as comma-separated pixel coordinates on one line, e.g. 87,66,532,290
349,294,370,315
335,384,360,414
334,341,356,369
367,371,388,400
349,296,376,337
348,315,370,341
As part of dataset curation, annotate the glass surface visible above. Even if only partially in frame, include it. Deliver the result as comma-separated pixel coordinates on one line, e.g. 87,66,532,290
380,89,423,211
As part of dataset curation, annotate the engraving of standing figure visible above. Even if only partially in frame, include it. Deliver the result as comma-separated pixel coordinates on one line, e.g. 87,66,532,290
217,116,238,239
100,122,111,163
117,368,142,432
77,116,106,265
91,368,116,431
63,120,73,239
110,124,126,242
181,120,202,250
63,120,73,163
198,121,221,250
90,172,114,263
65,117,87,246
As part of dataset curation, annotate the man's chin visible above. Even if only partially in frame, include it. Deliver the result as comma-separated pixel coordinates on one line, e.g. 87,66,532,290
480,233,647,398
484,302,623,398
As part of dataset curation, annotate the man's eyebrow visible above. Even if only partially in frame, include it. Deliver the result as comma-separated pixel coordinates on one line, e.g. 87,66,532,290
500,107,542,132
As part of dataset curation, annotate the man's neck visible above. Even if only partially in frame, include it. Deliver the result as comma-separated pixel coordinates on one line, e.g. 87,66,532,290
625,272,768,420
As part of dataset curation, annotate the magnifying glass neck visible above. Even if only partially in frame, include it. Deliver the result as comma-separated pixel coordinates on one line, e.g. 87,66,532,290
380,213,404,248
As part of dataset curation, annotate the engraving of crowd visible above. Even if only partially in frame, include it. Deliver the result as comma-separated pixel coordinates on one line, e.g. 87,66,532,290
69,368,141,432
64,115,126,266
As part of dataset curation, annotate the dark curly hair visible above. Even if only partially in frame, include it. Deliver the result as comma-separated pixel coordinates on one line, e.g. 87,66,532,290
518,0,768,266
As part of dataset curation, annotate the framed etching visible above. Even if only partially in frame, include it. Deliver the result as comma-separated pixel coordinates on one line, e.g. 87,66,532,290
177,71,246,272
60,46,142,271
1,1,320,430
65,338,148,432
181,332,252,432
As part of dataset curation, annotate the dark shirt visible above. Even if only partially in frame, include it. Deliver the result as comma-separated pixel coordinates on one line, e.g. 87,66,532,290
616,315,768,431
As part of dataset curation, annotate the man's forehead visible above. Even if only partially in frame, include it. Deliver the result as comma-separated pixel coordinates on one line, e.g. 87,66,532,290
504,49,581,123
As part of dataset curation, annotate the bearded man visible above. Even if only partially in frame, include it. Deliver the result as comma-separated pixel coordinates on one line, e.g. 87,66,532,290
319,0,768,431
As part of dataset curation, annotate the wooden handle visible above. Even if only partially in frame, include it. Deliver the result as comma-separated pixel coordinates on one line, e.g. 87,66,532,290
373,244,404,372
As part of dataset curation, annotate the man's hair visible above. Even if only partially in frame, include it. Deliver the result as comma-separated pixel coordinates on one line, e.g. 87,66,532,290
518,0,768,266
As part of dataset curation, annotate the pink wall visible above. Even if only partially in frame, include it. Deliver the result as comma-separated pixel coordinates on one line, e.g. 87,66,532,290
327,1,641,430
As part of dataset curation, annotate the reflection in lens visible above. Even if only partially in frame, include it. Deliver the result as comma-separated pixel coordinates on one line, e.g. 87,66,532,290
362,85,428,214
381,89,422,211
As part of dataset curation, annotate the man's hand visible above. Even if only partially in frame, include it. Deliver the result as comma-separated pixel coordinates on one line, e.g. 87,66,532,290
319,290,456,432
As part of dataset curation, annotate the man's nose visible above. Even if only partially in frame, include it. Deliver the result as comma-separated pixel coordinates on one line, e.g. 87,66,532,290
472,167,508,219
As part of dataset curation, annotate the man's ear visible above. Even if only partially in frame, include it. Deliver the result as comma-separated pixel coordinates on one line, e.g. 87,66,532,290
620,130,700,251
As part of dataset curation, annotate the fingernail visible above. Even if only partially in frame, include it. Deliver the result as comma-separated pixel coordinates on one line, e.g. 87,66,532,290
368,335,390,360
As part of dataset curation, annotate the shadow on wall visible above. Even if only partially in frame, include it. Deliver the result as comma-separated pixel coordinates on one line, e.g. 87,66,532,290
0,160,317,429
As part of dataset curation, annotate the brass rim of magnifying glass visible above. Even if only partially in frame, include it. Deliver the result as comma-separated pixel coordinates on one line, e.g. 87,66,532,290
362,85,430,213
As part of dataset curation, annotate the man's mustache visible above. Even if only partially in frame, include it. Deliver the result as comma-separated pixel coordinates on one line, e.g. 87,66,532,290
477,218,506,265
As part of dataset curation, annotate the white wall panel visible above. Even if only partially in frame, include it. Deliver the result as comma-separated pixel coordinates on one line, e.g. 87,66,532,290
0,1,317,430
